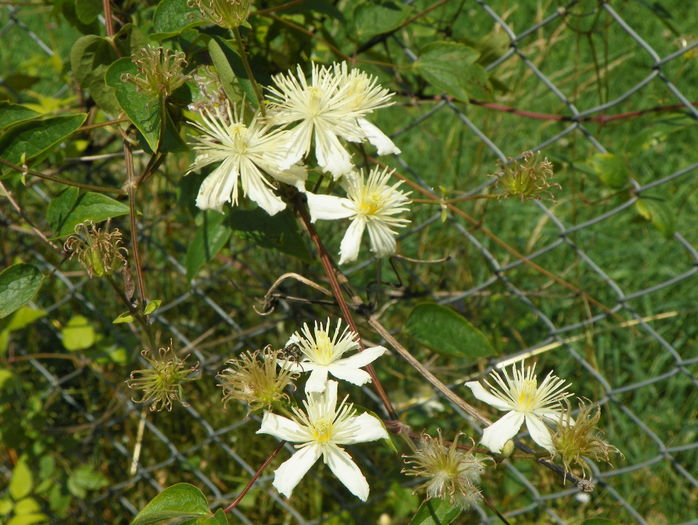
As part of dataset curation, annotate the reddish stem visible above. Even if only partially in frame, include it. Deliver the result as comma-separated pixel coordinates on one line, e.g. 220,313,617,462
224,440,285,513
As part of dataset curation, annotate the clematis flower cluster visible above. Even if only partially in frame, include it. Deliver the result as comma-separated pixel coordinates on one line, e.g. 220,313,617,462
227,318,389,501
187,61,410,264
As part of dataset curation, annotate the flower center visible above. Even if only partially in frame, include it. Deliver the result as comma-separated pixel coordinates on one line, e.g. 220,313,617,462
311,420,334,443
516,379,539,412
313,331,335,364
228,123,249,153
357,191,383,216
306,87,324,118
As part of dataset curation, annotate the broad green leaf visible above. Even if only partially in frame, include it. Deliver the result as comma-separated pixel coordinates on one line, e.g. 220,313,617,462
352,1,409,40
5,307,45,332
414,42,493,103
6,514,48,525
0,102,39,130
185,211,232,280
208,37,258,110
9,458,33,501
152,0,204,40
67,465,108,499
409,498,461,525
13,497,40,515
405,303,496,358
589,153,628,189
105,58,161,151
635,199,675,239
61,315,96,351
131,483,210,525
0,265,43,320
46,188,129,238
0,497,12,515
0,114,86,171
75,0,102,24
582,520,620,525
70,35,120,114
228,208,311,262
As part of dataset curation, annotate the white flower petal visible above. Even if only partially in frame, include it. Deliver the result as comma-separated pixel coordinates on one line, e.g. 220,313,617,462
195,160,238,211
305,367,330,393
327,365,372,386
465,381,513,412
338,345,386,369
324,446,370,501
365,221,397,258
277,359,316,373
480,411,524,453
305,192,354,222
358,118,401,155
339,218,366,264
340,413,388,444
257,411,307,442
273,444,321,498
240,160,286,216
525,414,556,453
314,127,353,178
277,123,312,170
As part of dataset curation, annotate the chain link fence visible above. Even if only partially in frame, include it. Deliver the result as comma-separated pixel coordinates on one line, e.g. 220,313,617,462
2,1,697,523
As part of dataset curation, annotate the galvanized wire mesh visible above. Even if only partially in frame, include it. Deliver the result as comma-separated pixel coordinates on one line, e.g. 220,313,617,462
2,1,697,523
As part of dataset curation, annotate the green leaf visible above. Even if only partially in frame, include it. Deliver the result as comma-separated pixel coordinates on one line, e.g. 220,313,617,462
1,307,46,354
0,114,87,172
409,498,461,525
0,265,43,320
0,497,13,515
152,0,204,40
581,520,620,525
0,369,13,389
6,514,48,525
70,35,120,114
589,153,628,189
208,37,258,110
131,483,210,525
67,465,108,499
113,311,136,324
13,497,40,515
405,303,496,359
185,211,232,280
61,315,96,351
352,1,410,40
46,188,130,238
9,458,33,501
635,198,675,239
144,299,162,315
75,0,102,24
0,102,39,130
414,42,493,102
182,509,229,525
228,208,311,262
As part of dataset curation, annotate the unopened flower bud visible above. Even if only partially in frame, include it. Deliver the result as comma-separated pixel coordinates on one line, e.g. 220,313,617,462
189,0,253,29
122,45,189,99
553,399,622,478
491,151,559,200
218,346,297,412
64,221,128,278
127,342,200,412
402,431,489,510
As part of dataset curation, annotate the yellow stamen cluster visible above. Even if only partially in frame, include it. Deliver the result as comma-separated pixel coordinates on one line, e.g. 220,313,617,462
122,45,189,98
491,151,559,201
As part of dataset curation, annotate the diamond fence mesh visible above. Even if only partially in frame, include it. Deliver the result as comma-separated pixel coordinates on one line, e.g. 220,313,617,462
2,1,697,524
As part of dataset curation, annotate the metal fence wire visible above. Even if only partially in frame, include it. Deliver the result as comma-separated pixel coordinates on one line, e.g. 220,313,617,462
2,1,697,524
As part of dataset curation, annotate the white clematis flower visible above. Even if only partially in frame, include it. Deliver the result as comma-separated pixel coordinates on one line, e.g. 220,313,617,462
188,101,306,215
281,318,386,393
305,166,410,264
266,62,400,178
465,361,573,454
257,380,388,501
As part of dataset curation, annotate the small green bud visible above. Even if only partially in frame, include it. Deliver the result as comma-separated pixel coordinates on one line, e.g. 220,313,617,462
121,45,189,99
127,343,200,412
491,151,559,200
501,439,515,458
189,0,253,29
